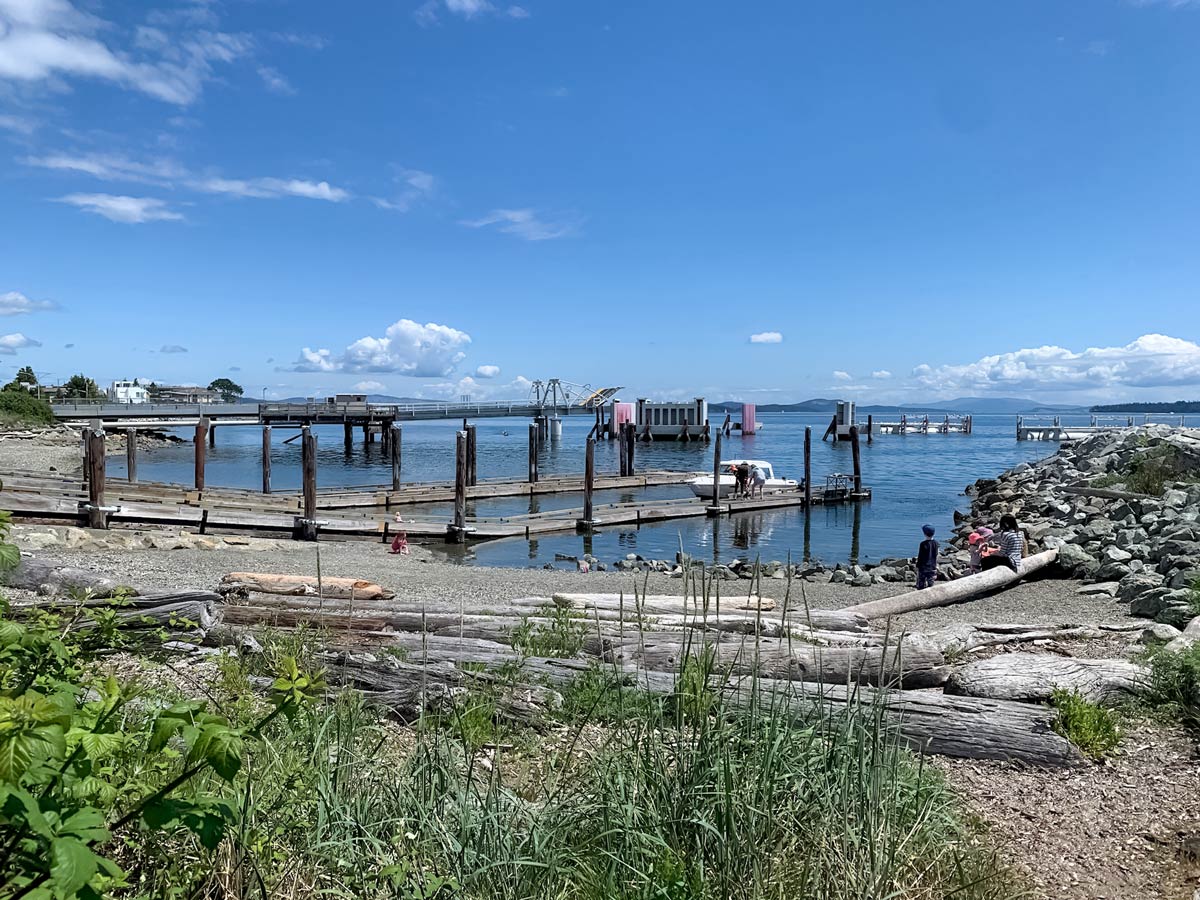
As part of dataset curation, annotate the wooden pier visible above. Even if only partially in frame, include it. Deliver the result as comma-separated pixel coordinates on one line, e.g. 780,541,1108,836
0,424,871,545
873,414,973,435
1016,415,1133,442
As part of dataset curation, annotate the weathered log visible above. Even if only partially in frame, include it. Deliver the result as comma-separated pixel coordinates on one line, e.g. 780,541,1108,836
219,572,395,601
944,652,1148,704
319,653,1083,766
12,591,218,639
843,550,1059,620
550,593,868,633
926,621,1145,655
2,558,135,598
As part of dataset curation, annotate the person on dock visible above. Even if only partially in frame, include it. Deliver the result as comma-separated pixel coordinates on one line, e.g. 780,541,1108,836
916,524,939,589
981,515,1022,573
748,463,767,499
735,461,750,498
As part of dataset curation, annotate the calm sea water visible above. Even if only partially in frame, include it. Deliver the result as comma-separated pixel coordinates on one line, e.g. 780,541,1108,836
105,412,1199,568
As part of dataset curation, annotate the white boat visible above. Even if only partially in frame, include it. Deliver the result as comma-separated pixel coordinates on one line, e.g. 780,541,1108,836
687,459,798,498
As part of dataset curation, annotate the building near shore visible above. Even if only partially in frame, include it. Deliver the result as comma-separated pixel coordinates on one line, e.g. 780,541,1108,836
108,380,149,404
154,385,221,403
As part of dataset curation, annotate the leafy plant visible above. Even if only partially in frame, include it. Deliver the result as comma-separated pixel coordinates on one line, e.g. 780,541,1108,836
509,607,587,658
1050,689,1121,759
0,391,54,427
1143,642,1200,730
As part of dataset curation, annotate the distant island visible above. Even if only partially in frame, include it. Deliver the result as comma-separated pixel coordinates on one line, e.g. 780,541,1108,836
1090,401,1200,413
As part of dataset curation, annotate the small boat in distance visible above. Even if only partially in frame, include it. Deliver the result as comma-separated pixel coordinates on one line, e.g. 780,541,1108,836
687,460,799,498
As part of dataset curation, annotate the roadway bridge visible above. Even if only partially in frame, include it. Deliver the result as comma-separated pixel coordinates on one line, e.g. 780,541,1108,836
49,399,594,429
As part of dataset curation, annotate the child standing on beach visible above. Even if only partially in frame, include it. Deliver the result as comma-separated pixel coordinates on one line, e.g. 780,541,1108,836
916,524,939,589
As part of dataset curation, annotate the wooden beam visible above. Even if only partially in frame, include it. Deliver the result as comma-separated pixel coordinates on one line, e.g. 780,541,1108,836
297,425,318,541
447,430,468,543
390,424,402,492
125,428,137,484
466,423,477,487
193,418,208,491
262,425,272,494
527,422,539,483
578,436,596,530
86,428,107,529
707,430,723,514
849,425,862,494
803,426,812,508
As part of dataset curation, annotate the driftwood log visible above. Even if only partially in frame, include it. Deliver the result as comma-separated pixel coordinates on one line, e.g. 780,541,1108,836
219,572,395,601
945,652,1148,704
11,591,219,641
843,550,1059,620
926,621,1146,655
320,653,1082,767
2,559,136,598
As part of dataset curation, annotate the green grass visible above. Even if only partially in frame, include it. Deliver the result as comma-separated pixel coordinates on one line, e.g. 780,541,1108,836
1142,642,1200,730
1050,689,1121,759
509,606,588,658
1091,444,1200,495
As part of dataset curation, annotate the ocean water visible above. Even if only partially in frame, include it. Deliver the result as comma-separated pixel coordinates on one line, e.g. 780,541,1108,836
104,412,1198,568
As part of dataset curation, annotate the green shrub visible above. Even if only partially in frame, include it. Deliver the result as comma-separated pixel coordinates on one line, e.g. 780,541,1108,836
509,606,588,658
1143,642,1200,729
1050,689,1121,759
0,388,55,426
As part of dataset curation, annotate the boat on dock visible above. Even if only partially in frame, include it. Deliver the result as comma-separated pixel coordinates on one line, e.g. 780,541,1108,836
687,460,798,498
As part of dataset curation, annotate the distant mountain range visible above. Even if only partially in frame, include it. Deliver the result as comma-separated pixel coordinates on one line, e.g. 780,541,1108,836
710,397,1090,415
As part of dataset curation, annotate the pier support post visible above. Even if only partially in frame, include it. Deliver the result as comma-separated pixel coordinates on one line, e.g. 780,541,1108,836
866,414,873,445
466,423,477,487
85,428,108,529
707,431,724,516
344,422,353,451
527,423,539,484
125,428,137,484
803,426,812,508
823,413,837,442
208,424,216,448
296,426,319,541
391,424,402,492
577,436,597,531
850,425,863,496
447,430,469,544
194,418,208,491
625,422,636,476
262,426,272,494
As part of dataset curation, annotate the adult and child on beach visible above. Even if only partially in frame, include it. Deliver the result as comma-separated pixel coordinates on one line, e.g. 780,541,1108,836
915,514,1025,590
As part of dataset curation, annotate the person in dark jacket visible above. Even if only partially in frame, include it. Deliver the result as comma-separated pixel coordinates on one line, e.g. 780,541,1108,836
916,524,939,589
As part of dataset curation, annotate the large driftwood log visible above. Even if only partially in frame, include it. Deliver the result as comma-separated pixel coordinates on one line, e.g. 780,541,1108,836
926,622,1146,655
2,559,136,598
219,572,395,601
843,550,1059,620
550,593,868,634
320,653,1082,766
12,591,219,639
944,652,1149,704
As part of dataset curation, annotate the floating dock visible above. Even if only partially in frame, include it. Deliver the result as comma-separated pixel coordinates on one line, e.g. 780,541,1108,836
873,414,973,435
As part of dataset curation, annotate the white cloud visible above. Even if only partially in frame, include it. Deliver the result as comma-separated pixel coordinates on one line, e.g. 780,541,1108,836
160,344,188,353
25,152,351,204
507,6,530,17
0,291,58,315
475,364,501,378
913,334,1200,395
56,193,184,223
353,380,387,392
832,370,853,381
749,331,782,344
291,319,472,377
446,0,493,17
0,332,41,355
872,370,892,379
270,32,327,50
461,208,576,241
0,113,36,134
372,167,436,212
257,65,294,94
0,0,253,105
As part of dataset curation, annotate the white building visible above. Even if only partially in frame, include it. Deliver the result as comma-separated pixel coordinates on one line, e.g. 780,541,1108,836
109,380,149,404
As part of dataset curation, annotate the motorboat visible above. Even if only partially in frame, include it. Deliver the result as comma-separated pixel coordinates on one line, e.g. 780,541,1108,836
687,460,799,499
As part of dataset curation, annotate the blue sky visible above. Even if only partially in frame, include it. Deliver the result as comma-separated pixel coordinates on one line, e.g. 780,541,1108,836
2,0,1200,404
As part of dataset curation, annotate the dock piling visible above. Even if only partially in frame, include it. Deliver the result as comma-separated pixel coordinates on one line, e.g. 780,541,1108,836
391,424,402,492
297,426,318,541
208,424,216,448
125,428,137,484
866,414,873,445
85,428,107,529
577,436,597,531
344,422,353,451
625,422,636,476
707,431,723,515
262,426,272,494
466,423,477,487
803,426,812,508
447,430,468,543
850,425,863,495
527,423,539,484
194,418,208,491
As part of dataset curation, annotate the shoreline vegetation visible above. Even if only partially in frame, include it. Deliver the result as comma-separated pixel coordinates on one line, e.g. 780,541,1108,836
1,422,1200,898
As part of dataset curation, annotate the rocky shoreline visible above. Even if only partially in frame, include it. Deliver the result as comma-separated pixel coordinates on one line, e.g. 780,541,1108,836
0,424,181,475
